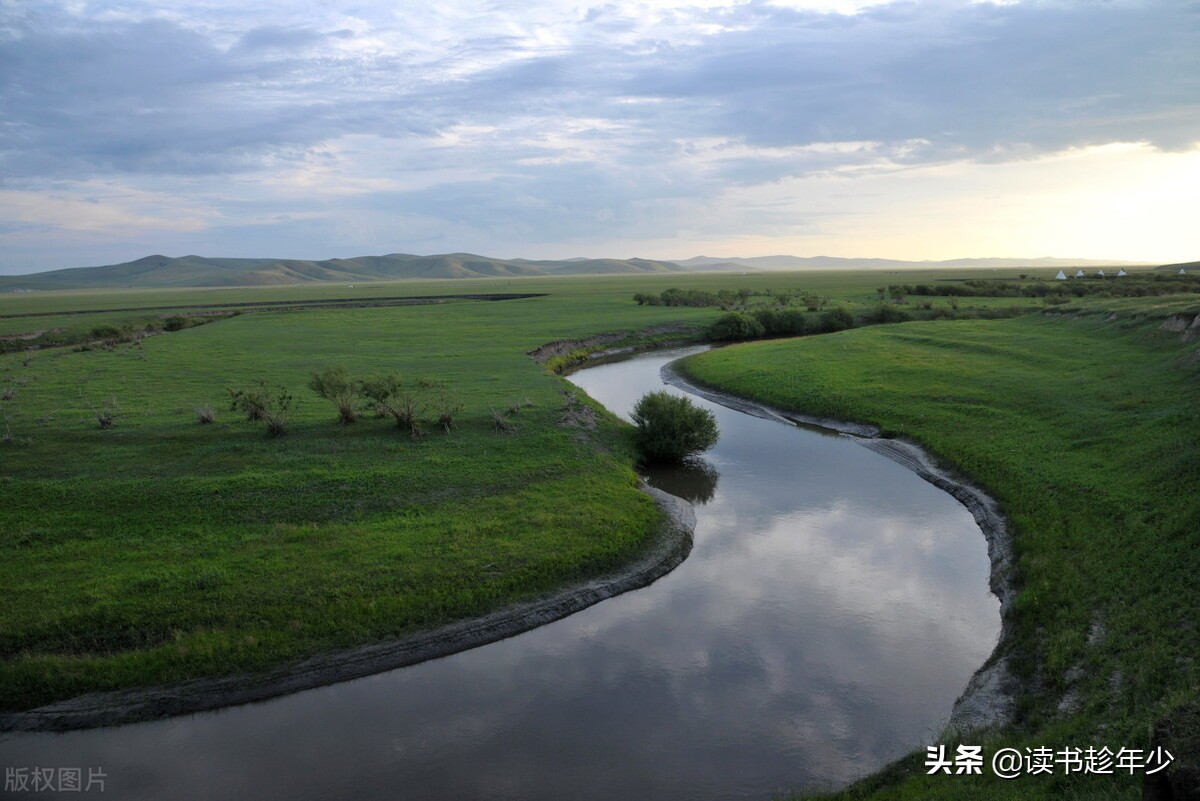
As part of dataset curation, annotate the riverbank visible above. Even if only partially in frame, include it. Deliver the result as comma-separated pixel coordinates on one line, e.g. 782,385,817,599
677,312,1200,798
0,485,695,732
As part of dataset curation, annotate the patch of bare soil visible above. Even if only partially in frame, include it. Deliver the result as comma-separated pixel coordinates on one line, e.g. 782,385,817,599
527,333,624,364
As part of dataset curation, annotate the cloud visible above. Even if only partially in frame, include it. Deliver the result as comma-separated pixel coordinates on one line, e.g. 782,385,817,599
0,1,1197,271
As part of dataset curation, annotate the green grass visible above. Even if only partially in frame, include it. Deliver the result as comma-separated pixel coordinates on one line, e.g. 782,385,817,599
2,264,1193,776
0,288,717,710
681,312,1200,799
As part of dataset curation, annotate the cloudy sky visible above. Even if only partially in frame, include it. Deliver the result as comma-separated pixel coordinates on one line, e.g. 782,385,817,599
1,0,1197,273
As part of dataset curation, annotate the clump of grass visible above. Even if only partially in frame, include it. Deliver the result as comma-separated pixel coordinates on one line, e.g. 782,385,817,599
195,404,216,425
508,394,534,415
308,366,360,425
490,408,516,433
89,396,120,429
21,353,34,368
436,391,464,433
2,385,15,401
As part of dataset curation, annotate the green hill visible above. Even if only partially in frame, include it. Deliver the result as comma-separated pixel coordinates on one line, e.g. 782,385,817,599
0,253,692,290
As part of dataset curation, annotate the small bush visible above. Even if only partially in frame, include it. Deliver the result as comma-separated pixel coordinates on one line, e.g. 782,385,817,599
630,390,719,463
817,307,855,333
870,303,912,324
162,315,189,332
195,404,216,425
436,391,464,433
229,382,293,436
708,312,765,341
1,386,14,401
754,308,807,337
90,324,124,341
308,366,360,424
228,385,268,421
358,374,425,432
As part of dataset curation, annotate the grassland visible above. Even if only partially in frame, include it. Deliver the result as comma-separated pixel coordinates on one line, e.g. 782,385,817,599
0,281,729,711
680,311,1200,798
4,268,955,711
1,261,1193,787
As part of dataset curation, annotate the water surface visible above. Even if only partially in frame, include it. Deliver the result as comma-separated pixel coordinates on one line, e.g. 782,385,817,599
0,347,998,800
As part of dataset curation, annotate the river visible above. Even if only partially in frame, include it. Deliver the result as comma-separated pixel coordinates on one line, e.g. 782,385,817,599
0,346,999,800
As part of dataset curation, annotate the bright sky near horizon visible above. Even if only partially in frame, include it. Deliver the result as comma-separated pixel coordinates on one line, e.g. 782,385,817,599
1,0,1198,274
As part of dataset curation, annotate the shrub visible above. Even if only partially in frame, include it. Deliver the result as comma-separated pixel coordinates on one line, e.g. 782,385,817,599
229,382,293,436
708,312,765,341
162,315,189,332
802,293,826,312
1,386,14,401
90,324,124,341
870,303,912,324
195,404,216,425
358,374,425,434
436,391,464,433
308,366,360,424
817,307,855,333
228,385,268,421
630,391,719,463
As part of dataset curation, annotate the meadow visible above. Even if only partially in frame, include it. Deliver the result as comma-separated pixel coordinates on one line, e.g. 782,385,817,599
2,266,1196,799
680,310,1200,798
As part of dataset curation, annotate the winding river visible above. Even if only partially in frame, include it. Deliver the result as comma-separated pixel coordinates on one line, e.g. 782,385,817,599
0,347,999,800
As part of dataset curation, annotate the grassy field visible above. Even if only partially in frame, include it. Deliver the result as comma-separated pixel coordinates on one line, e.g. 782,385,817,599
0,283,726,710
5,268,1010,710
2,264,1195,798
680,311,1200,798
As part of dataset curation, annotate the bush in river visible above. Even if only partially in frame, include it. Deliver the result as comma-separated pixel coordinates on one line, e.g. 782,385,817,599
630,390,719,463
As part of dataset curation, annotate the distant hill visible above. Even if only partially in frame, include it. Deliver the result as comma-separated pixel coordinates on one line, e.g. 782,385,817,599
0,251,1164,291
0,253,693,290
672,255,1149,270
1155,260,1199,273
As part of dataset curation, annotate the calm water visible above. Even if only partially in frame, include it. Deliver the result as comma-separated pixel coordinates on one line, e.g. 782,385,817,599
0,348,998,800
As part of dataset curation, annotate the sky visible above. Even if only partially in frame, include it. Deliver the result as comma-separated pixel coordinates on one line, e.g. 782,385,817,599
1,0,1198,274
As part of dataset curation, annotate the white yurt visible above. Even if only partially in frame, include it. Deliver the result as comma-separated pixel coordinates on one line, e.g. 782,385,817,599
1055,270,1068,280
1117,269,1128,277
1181,268,1188,276
1075,269,1086,278
1097,269,1106,277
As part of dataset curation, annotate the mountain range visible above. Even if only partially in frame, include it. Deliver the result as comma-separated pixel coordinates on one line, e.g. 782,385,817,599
671,255,1148,271
0,252,1155,290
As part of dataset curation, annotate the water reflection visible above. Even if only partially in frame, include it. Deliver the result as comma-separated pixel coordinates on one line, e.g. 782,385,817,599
0,347,999,801
643,457,720,505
